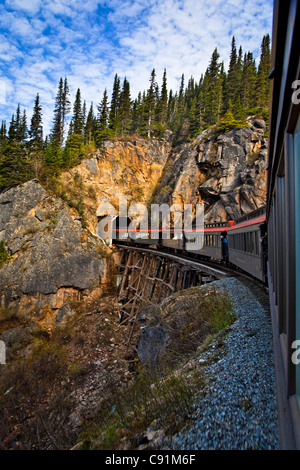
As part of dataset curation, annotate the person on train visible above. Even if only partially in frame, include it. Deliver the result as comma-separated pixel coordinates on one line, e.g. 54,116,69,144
221,231,229,267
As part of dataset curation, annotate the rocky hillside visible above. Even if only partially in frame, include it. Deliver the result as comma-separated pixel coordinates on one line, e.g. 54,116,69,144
150,117,268,222
57,138,171,233
55,118,267,232
0,179,113,331
0,118,267,327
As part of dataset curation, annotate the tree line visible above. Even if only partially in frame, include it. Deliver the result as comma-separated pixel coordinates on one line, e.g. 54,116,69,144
0,35,271,190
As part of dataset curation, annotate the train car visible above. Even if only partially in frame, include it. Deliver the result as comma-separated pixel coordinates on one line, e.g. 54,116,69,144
266,0,300,449
186,221,232,261
161,227,184,253
98,215,132,245
227,208,266,282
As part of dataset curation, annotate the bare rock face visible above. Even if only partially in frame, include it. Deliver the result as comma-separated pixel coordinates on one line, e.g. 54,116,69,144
151,118,268,222
59,138,171,233
0,180,113,328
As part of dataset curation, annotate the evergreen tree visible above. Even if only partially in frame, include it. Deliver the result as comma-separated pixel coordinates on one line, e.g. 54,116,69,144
0,121,7,153
119,77,131,135
131,92,144,134
72,88,84,135
225,36,238,110
256,34,271,107
84,103,96,144
50,77,71,148
95,89,111,145
8,114,17,142
241,52,257,111
0,123,33,189
29,93,43,151
109,74,121,134
144,69,158,138
47,77,71,169
203,48,222,125
158,69,168,128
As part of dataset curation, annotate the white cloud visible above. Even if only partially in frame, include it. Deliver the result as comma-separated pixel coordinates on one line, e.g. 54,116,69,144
0,0,274,136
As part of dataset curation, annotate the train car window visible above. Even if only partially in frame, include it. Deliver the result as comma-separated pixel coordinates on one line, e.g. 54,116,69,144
294,114,300,408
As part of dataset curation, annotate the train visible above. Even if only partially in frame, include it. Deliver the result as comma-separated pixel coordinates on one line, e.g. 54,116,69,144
101,204,267,284
266,0,300,450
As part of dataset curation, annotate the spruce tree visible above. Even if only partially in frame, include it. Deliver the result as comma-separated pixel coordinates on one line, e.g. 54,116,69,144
256,34,271,108
0,142,33,189
84,103,96,144
241,52,257,111
47,77,71,169
50,77,71,148
225,36,238,111
0,112,33,189
144,69,158,138
95,89,111,145
109,74,121,134
72,88,84,135
119,77,131,135
203,48,222,125
29,93,43,151
158,69,168,128
0,121,7,153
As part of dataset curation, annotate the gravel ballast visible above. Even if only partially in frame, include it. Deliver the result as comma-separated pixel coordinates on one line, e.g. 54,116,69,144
159,277,280,450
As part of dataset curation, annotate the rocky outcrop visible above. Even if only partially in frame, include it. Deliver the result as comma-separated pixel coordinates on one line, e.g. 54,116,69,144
0,180,113,328
136,281,235,370
151,118,268,222
59,138,171,233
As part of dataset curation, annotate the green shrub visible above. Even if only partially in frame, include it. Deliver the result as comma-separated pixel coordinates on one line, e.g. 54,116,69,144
0,240,10,266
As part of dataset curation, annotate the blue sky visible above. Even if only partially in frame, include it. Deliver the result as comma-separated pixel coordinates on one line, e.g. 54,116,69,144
0,0,274,136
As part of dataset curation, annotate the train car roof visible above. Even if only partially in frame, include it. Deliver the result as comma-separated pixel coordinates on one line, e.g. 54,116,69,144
227,214,266,231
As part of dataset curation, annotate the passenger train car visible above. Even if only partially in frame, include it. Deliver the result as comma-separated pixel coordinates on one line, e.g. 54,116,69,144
266,0,300,450
107,208,266,282
227,207,267,283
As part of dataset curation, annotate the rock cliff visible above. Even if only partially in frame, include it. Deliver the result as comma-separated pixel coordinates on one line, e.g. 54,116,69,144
0,180,113,328
58,138,171,233
150,117,267,222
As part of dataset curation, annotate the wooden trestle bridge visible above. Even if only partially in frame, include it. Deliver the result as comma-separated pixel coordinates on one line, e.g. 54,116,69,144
115,245,228,355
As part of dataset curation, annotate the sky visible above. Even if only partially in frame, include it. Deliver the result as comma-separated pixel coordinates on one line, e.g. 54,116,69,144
0,0,274,136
